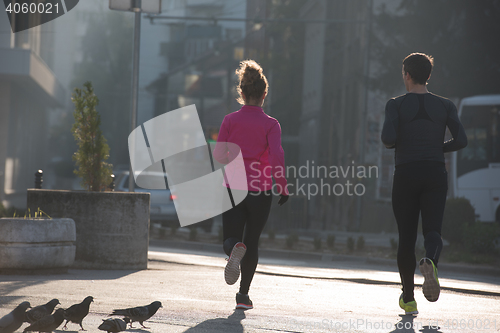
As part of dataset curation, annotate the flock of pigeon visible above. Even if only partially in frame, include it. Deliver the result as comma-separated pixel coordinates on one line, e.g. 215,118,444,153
0,297,163,333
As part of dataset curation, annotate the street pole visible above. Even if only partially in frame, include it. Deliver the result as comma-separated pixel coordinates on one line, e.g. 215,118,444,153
355,0,373,231
129,0,142,192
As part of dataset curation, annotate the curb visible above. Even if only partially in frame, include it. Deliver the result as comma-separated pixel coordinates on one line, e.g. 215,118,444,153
149,239,500,278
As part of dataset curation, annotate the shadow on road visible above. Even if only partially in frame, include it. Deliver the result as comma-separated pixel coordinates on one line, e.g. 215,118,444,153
0,269,140,283
182,309,245,333
420,326,443,333
0,270,141,311
0,280,48,307
389,315,442,333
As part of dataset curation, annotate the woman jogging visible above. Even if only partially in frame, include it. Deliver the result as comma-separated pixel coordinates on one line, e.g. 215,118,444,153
381,53,467,315
213,60,289,310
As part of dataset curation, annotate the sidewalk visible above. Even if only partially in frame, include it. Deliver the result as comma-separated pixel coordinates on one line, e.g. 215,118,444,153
150,238,500,280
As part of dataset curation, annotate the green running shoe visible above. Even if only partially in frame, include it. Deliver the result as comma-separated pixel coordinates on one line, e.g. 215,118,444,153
419,257,440,302
399,294,418,315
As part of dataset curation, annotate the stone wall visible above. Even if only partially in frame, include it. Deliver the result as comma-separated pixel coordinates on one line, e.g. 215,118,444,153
27,189,150,270
0,218,76,274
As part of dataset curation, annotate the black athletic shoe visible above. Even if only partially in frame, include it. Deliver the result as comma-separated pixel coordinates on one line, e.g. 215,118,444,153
235,293,253,310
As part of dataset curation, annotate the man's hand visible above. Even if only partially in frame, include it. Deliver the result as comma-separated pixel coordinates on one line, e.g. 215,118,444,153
278,195,289,206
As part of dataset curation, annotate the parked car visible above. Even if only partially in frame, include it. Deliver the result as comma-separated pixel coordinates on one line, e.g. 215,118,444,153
114,171,213,232
114,171,178,226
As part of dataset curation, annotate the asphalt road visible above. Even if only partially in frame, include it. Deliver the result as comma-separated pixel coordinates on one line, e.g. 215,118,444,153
0,246,499,333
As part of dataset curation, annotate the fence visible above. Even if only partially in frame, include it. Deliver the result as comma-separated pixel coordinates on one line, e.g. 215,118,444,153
266,195,309,232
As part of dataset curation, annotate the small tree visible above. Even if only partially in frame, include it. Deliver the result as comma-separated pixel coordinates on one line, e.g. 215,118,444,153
71,82,113,191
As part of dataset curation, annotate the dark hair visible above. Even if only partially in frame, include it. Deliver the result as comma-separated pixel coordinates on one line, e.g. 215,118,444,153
236,60,268,105
402,53,434,85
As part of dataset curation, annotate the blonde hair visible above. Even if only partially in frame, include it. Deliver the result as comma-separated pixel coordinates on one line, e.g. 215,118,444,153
236,60,268,105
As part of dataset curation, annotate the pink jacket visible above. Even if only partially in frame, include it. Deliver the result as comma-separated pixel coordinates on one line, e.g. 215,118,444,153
213,105,289,195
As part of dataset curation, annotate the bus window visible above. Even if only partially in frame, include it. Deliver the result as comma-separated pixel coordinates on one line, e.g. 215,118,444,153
453,96,500,223
492,106,500,162
457,105,500,177
461,128,487,161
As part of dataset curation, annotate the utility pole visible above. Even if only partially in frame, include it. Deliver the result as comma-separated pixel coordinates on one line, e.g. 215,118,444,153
129,0,141,192
109,0,161,192
355,0,374,231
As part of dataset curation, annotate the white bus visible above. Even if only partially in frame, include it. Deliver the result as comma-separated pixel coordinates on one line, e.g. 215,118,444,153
451,95,500,223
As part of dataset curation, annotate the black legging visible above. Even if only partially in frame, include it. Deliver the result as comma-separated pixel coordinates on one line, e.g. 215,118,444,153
392,161,447,303
222,190,273,295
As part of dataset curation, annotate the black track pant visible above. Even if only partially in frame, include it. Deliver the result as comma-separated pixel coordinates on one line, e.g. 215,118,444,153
222,190,272,295
392,161,447,302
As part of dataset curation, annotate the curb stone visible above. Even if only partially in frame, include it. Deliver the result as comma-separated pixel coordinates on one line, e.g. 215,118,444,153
149,239,500,277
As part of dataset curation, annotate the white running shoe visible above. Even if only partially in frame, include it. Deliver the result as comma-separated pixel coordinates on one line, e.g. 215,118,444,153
224,242,247,285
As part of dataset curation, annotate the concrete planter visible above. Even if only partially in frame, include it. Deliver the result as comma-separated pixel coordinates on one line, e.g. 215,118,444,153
27,189,150,270
0,218,76,274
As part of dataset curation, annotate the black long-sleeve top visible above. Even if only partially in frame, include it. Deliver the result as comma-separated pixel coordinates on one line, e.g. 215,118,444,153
381,92,468,166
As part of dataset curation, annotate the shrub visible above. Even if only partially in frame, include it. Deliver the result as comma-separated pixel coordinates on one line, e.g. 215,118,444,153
441,197,475,245
327,234,335,249
356,236,365,250
218,226,223,242
313,236,322,251
71,81,113,191
286,232,299,249
347,236,355,252
0,206,48,219
464,222,500,255
390,238,398,251
441,197,499,256
0,203,18,218
189,227,197,241
171,225,178,236
0,201,6,217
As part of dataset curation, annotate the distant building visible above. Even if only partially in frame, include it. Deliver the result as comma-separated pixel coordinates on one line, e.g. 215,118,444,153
299,0,374,230
147,0,247,134
0,10,65,208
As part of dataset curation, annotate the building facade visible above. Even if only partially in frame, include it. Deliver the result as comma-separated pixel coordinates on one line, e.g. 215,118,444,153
0,9,65,208
299,0,374,230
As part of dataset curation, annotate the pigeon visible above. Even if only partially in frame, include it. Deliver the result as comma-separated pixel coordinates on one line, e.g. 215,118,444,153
97,318,129,333
109,301,162,328
0,301,31,333
23,308,65,333
62,296,94,330
25,299,60,323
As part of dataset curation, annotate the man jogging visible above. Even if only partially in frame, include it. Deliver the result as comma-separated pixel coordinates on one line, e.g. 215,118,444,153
381,53,467,314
